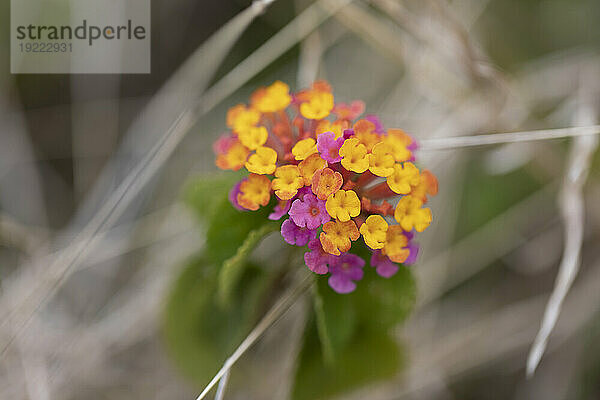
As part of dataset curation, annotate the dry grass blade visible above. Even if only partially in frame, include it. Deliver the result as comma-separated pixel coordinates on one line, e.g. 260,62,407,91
1,0,353,362
0,0,274,355
323,0,405,66
417,183,558,307
0,0,357,353
214,369,230,400
297,30,323,88
418,125,600,151
526,130,599,376
195,273,313,400
197,0,354,114
0,213,47,254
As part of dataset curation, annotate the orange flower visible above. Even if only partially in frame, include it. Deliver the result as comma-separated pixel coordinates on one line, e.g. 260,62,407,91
320,219,360,256
353,119,380,152
226,104,245,128
333,100,365,120
412,170,439,202
311,167,343,201
215,139,249,171
312,80,332,94
295,80,332,102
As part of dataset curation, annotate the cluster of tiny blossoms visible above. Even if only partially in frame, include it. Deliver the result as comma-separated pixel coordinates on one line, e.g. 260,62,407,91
214,81,437,294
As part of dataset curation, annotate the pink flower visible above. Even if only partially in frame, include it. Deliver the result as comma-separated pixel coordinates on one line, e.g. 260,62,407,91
370,250,398,278
404,242,419,265
304,238,337,274
269,186,313,220
328,253,364,293
343,129,355,140
281,219,317,246
288,193,330,230
401,231,419,265
228,179,246,211
296,186,313,199
213,133,235,154
269,199,291,220
365,114,385,134
317,131,344,163
333,100,365,120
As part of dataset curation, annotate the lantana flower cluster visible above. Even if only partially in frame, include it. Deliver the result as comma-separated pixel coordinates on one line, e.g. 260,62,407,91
214,81,437,293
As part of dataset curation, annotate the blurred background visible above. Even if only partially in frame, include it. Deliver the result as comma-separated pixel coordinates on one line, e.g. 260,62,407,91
1,0,600,398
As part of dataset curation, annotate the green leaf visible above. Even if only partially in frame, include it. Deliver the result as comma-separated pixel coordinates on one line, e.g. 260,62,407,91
162,255,270,387
183,172,244,223
293,242,416,400
349,242,417,329
292,319,403,400
353,265,416,330
205,197,273,266
218,223,278,307
312,278,357,364
183,172,278,268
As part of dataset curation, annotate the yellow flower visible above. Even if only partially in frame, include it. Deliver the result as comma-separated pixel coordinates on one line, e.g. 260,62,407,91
339,138,369,173
215,139,249,171
245,146,277,175
251,81,292,113
237,174,272,211
353,119,380,152
384,129,412,162
227,105,261,134
238,126,268,150
292,138,318,160
382,225,410,263
325,190,361,222
387,162,420,194
300,92,334,120
320,219,360,256
298,153,327,186
394,195,432,232
316,119,347,139
368,142,395,177
359,215,389,250
272,165,304,200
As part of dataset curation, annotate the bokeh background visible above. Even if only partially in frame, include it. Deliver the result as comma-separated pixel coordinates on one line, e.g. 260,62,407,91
1,0,600,399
